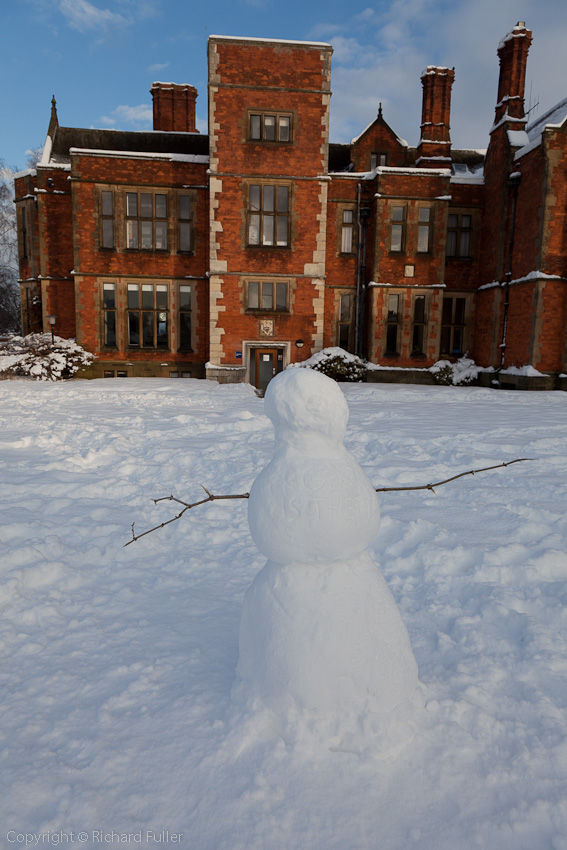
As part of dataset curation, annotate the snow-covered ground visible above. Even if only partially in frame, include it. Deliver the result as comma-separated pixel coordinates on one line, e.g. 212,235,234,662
1,378,566,850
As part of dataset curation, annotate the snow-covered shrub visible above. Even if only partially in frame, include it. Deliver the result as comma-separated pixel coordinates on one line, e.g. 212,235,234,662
429,356,479,386
0,334,95,381
294,347,367,382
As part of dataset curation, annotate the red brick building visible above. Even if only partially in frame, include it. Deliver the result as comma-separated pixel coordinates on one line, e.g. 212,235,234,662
14,23,567,390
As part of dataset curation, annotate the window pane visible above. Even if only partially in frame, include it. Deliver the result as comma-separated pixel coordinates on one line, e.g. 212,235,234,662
155,194,167,219
179,285,191,309
278,115,290,141
275,282,287,310
179,313,191,349
276,215,288,246
262,215,274,246
412,324,424,354
341,226,353,253
340,294,350,323
442,298,453,324
388,294,399,321
379,154,387,166
414,295,425,324
419,207,431,222
440,325,451,355
261,283,273,309
343,209,353,224
452,327,463,355
157,311,168,348
339,322,349,349
102,219,114,248
141,220,153,249
156,285,168,309
391,223,403,252
370,153,377,170
392,206,404,222
128,284,139,308
126,193,137,217
179,221,191,252
126,220,138,248
155,221,167,250
248,281,259,309
277,186,289,212
128,311,140,345
103,283,115,309
249,213,260,245
250,114,261,140
454,298,466,325
386,324,398,353
101,191,113,216
263,186,274,212
264,115,276,140
418,224,430,252
140,194,152,218
142,284,154,309
461,215,472,229
459,231,470,257
448,213,458,228
104,311,116,347
179,195,191,220
446,231,457,257
249,185,261,211
142,312,154,347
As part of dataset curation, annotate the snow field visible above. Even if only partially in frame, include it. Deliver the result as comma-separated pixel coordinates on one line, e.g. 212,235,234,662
0,379,566,849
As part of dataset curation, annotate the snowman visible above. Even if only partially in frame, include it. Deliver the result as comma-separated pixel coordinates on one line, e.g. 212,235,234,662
234,367,419,743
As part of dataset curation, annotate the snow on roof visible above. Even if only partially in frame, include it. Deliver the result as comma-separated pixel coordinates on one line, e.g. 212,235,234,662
498,22,530,49
208,34,331,48
13,168,37,180
69,148,209,164
514,96,567,161
350,116,408,147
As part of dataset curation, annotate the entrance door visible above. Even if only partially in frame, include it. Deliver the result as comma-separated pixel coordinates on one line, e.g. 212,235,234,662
255,348,276,392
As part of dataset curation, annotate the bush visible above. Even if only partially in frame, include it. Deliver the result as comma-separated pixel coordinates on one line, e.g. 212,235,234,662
295,347,367,382
0,334,95,381
430,356,479,386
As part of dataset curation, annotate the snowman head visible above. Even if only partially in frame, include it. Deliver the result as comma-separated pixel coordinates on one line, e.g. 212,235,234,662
264,368,349,447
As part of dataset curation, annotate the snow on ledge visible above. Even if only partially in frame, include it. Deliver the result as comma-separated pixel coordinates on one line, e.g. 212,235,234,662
209,34,331,48
69,148,209,164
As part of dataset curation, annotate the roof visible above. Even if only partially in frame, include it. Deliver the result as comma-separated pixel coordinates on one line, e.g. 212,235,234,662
46,127,209,166
512,96,567,161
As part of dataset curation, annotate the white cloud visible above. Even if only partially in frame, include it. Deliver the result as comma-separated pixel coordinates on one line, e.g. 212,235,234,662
148,62,169,72
99,104,153,128
58,0,127,32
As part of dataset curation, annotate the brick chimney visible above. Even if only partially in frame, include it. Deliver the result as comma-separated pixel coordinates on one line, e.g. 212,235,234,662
416,66,454,168
493,22,533,126
150,82,199,133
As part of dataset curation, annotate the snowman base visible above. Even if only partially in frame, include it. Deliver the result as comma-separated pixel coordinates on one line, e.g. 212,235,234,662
234,552,420,749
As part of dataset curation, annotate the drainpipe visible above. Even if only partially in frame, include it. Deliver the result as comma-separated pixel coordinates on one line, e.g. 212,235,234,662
498,171,522,371
354,182,363,356
355,185,371,359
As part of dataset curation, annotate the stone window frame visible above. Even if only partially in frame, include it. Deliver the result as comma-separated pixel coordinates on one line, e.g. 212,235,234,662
336,290,354,351
246,181,291,249
126,281,170,350
102,281,118,349
384,290,403,355
440,293,472,358
339,207,355,255
100,190,115,250
245,278,290,313
417,205,433,254
177,192,196,255
411,292,428,357
370,152,387,170
248,110,293,143
177,282,194,352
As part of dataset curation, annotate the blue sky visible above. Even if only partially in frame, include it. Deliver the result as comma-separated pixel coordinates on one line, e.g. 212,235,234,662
3,0,567,171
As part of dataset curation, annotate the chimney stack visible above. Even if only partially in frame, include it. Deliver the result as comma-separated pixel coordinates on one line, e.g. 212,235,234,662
494,22,533,126
416,66,454,168
151,82,199,133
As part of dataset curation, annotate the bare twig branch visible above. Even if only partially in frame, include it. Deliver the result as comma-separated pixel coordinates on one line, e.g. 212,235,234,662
124,491,249,547
124,459,532,546
374,458,532,493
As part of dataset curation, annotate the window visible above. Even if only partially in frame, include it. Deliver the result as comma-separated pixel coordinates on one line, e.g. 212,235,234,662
385,293,401,354
370,152,387,170
178,285,192,351
127,283,169,349
341,209,354,253
338,293,352,350
103,282,117,348
178,195,192,253
103,371,115,378
249,112,292,142
247,280,288,311
390,206,405,252
248,184,289,247
440,296,467,357
412,294,426,355
101,191,114,249
447,213,472,258
417,207,431,253
126,192,167,251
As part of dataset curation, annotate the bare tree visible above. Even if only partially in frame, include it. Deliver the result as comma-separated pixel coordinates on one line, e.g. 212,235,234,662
0,158,21,333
